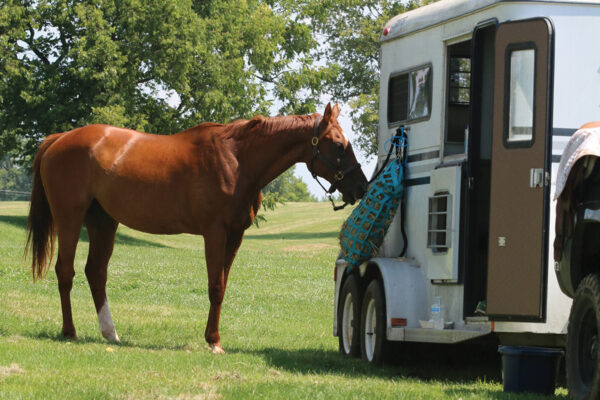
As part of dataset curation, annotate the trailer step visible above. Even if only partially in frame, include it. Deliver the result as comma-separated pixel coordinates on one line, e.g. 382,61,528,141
465,316,490,323
388,325,491,344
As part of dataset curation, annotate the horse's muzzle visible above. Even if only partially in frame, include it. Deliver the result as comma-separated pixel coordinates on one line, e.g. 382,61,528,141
343,181,367,205
356,182,367,199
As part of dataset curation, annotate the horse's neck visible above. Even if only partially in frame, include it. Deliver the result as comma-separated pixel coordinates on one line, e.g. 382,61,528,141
238,117,315,191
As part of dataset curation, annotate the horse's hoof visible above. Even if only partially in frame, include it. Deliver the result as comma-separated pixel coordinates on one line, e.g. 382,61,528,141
60,331,77,341
104,333,121,344
102,330,120,343
210,343,225,354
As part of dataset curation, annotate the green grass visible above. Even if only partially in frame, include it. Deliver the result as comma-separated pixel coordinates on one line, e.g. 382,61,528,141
0,201,567,399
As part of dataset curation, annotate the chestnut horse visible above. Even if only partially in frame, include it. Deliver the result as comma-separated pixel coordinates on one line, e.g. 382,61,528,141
26,103,367,353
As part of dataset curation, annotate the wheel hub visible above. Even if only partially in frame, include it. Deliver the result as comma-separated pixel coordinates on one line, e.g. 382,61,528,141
342,293,354,354
364,298,377,361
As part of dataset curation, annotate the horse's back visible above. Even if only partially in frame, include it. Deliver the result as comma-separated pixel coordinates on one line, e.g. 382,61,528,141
41,124,193,176
39,125,142,197
38,124,233,234
40,125,139,168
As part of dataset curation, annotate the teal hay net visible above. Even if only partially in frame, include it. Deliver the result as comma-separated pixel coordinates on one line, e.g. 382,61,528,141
339,155,405,268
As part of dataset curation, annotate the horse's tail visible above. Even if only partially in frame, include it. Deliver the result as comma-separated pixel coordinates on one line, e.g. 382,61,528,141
26,134,61,281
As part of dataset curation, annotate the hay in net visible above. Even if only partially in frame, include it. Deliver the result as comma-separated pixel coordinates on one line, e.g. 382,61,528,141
339,159,404,267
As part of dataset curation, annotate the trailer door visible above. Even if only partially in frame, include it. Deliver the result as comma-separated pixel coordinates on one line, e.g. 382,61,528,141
486,19,553,320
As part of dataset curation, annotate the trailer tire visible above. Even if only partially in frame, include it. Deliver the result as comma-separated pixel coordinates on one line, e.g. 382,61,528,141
338,274,361,357
360,279,387,365
567,273,600,399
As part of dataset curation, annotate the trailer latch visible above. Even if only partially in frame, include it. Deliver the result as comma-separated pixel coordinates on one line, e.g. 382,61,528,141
530,168,549,188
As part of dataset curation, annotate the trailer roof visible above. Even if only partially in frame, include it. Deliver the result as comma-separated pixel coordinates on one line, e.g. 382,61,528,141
380,0,600,42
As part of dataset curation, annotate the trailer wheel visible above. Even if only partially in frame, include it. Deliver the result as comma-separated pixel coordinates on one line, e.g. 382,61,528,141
567,273,600,399
338,274,361,357
360,279,387,365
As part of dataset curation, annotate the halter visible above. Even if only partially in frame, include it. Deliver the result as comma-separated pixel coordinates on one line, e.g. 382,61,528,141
309,116,362,211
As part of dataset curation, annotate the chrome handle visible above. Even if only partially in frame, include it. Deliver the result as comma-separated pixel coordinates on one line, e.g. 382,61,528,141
530,168,549,188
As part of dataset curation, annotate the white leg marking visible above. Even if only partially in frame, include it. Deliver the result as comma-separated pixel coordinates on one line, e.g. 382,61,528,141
210,343,225,354
98,301,120,342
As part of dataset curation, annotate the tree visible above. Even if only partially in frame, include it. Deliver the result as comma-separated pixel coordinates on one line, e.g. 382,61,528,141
1,0,439,162
0,156,32,200
298,0,438,156
0,0,337,163
263,166,315,202
252,166,314,226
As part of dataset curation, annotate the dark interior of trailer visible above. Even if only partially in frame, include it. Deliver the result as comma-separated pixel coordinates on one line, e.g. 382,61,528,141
460,23,496,318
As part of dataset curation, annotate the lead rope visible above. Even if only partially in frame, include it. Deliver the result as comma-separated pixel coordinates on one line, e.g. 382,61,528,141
327,126,408,211
397,126,408,257
366,125,408,186
371,127,408,255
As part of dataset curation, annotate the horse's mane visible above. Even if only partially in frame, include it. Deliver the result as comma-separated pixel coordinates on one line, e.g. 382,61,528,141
227,114,316,139
178,114,316,143
180,122,224,135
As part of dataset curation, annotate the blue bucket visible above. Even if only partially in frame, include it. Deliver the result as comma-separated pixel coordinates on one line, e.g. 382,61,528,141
498,345,564,395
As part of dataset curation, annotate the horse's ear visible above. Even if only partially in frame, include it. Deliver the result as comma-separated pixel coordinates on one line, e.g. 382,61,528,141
323,102,332,122
332,103,340,119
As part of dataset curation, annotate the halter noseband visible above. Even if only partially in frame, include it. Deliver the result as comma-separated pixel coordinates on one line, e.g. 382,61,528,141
309,116,362,211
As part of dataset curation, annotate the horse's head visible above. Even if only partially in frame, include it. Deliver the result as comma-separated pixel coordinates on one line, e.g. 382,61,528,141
309,103,368,205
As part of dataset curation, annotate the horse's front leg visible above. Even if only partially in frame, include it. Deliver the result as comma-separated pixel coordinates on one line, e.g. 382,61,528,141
203,225,244,354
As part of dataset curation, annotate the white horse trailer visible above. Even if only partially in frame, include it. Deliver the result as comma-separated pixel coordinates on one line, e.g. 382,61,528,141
333,0,600,395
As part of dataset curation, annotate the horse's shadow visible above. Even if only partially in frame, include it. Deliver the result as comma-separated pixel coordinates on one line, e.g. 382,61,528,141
241,346,568,398
228,344,504,383
0,215,167,248
235,346,388,377
21,331,569,397
25,330,194,352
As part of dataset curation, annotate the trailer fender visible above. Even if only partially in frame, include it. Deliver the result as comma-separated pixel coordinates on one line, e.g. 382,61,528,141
363,258,429,334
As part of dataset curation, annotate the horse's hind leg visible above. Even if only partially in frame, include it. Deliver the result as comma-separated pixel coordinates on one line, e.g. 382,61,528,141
84,201,120,342
54,212,87,339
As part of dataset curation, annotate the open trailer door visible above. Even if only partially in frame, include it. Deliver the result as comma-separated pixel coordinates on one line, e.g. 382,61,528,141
486,18,554,320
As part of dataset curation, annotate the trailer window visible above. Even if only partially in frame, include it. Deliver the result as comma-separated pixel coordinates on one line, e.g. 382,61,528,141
388,65,432,125
506,48,535,144
449,57,470,105
444,40,471,156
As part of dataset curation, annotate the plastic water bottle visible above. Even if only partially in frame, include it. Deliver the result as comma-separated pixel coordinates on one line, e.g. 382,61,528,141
431,296,444,330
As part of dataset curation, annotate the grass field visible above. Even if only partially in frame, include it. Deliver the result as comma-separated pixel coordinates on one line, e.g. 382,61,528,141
0,201,567,399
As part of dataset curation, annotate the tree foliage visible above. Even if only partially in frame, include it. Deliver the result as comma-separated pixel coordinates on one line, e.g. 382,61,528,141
263,166,315,202
0,0,437,209
0,0,336,163
253,166,314,226
1,0,439,163
298,0,438,156
0,157,32,200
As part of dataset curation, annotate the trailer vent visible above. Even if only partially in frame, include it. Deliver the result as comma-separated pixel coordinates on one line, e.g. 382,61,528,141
427,191,451,253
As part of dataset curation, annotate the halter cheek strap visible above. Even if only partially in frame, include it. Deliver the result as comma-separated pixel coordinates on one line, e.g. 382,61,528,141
309,116,362,210
309,116,323,181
